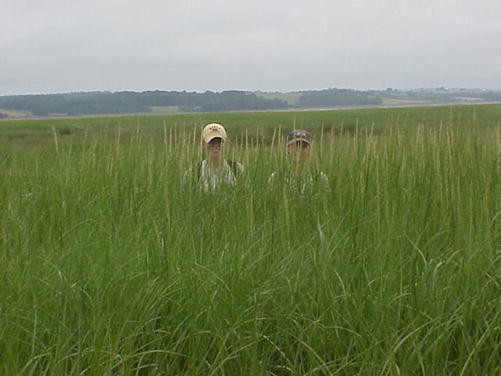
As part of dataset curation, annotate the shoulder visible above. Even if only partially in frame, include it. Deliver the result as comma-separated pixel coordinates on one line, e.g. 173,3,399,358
227,160,244,173
183,160,206,180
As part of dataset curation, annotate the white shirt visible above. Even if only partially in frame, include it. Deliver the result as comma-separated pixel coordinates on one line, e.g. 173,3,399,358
198,160,243,191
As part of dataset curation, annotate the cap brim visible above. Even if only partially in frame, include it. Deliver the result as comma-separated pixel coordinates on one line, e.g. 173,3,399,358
205,135,225,143
287,137,311,145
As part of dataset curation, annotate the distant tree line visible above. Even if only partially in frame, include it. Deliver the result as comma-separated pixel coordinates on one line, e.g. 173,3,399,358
0,89,385,117
0,91,289,117
296,88,382,107
2,88,501,118
382,89,501,104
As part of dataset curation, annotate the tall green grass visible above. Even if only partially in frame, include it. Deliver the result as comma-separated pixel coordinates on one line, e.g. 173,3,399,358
0,105,499,375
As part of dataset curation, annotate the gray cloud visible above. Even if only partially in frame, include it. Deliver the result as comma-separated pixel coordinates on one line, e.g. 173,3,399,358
1,0,501,95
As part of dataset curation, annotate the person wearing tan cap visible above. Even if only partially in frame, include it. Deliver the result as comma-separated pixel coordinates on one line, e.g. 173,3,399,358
268,129,328,192
184,123,244,191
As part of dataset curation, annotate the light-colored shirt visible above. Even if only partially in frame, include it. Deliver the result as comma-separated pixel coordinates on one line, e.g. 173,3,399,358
184,159,244,192
268,170,329,194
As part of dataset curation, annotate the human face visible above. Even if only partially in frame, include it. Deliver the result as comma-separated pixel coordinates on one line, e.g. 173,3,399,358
205,137,224,158
287,141,311,161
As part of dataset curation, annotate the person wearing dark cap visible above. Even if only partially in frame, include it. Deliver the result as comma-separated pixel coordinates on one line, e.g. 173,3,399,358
184,123,244,191
268,129,328,192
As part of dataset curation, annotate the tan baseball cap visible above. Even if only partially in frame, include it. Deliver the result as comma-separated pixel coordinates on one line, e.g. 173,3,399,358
202,123,227,143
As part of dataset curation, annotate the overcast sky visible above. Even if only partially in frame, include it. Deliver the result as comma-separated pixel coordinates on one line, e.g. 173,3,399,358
1,0,500,95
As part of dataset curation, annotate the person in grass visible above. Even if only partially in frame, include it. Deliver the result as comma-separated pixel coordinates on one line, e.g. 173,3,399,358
184,123,244,191
268,129,328,193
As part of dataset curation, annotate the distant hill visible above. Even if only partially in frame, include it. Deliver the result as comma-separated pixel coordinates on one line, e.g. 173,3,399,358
1,88,500,118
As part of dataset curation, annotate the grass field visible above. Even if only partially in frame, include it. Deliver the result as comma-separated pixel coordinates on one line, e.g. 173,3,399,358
0,105,499,375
